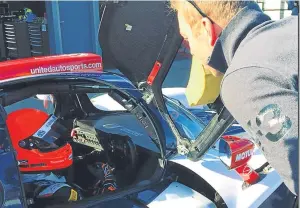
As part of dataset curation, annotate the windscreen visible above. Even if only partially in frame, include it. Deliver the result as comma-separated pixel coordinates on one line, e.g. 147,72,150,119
165,98,205,141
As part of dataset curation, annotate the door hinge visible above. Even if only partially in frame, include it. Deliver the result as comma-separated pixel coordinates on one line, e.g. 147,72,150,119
138,82,154,104
177,144,189,155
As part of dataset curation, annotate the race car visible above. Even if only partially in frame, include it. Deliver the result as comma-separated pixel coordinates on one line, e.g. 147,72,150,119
0,1,297,208
0,54,296,208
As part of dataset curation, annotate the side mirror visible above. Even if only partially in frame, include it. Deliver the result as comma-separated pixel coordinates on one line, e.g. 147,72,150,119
219,135,260,185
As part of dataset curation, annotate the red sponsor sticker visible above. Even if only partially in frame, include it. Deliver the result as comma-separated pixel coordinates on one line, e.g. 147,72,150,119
0,53,103,82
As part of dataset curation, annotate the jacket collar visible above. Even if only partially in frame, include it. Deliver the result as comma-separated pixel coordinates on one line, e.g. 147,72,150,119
207,2,271,73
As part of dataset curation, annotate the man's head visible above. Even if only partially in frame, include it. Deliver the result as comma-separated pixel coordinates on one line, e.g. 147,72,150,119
170,1,254,76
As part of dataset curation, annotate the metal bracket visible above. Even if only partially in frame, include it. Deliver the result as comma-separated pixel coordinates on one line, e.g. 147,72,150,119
138,81,154,104
177,144,189,155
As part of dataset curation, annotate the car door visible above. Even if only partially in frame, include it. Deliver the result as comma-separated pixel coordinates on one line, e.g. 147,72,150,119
97,1,235,159
0,105,27,208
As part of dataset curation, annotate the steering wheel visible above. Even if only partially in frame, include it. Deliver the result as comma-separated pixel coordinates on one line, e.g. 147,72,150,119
106,134,137,173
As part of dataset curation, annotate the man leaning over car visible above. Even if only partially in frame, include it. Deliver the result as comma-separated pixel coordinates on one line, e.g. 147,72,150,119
170,0,298,197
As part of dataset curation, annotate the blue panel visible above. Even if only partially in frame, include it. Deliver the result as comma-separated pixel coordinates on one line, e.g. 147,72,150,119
45,1,100,55
92,1,102,55
58,1,100,54
0,153,26,207
45,1,63,54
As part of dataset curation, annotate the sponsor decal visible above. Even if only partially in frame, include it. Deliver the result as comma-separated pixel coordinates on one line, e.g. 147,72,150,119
59,72,104,78
121,128,143,137
0,53,103,83
235,149,253,162
33,115,57,138
68,189,78,201
30,63,102,75
30,163,46,168
18,160,28,166
246,104,292,142
45,116,57,128
103,124,122,129
19,163,46,168
68,153,73,160
50,160,65,164
242,165,252,176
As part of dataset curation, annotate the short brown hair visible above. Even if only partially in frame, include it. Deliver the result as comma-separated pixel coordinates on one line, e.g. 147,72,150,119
170,1,254,35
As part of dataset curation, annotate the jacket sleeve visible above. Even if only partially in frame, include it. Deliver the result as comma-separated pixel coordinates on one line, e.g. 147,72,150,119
286,0,295,10
220,67,298,195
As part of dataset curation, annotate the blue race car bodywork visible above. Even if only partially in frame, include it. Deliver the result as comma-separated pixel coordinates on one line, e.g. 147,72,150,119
0,69,297,208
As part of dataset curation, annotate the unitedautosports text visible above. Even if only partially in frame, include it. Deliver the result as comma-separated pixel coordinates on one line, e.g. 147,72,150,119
30,62,102,75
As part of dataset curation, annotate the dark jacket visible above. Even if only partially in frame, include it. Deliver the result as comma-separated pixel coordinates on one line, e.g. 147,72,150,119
286,0,299,15
207,2,298,195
